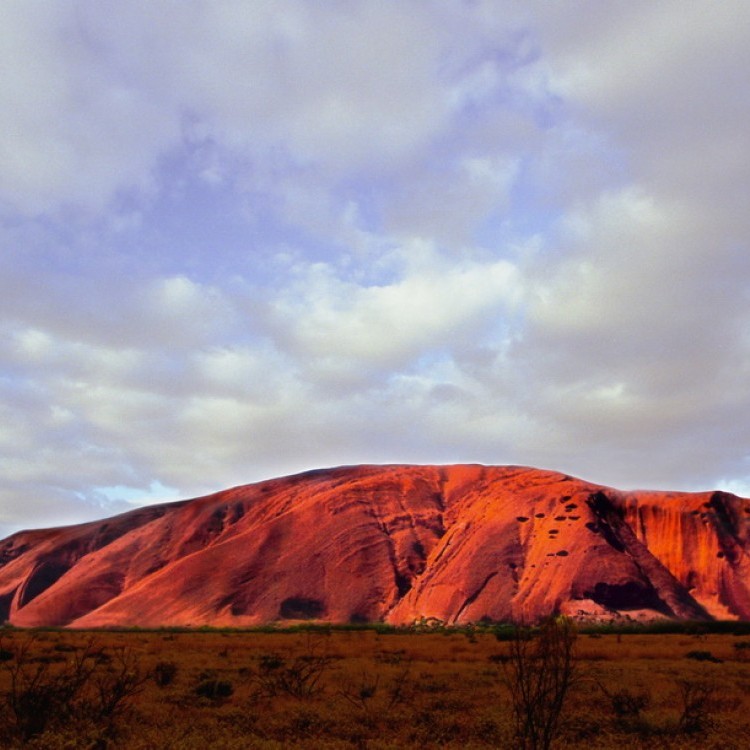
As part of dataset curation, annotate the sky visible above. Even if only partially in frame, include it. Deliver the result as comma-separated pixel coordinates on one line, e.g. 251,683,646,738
1,0,750,537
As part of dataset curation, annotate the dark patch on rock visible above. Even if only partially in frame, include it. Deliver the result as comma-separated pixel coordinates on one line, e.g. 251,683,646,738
18,560,70,608
585,581,667,613
279,597,326,620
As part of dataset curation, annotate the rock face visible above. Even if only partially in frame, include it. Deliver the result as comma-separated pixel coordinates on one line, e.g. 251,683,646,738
1,465,749,628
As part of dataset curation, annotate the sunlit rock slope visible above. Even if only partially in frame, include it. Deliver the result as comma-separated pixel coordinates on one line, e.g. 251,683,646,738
1,465,749,627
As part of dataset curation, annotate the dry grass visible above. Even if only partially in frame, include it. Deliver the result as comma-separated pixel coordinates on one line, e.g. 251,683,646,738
0,626,749,748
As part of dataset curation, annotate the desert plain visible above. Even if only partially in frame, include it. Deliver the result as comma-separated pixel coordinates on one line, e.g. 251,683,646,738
1,623,750,748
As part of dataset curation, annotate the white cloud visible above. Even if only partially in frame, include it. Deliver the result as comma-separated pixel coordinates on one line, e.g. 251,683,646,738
0,1,532,220
268,242,522,374
1,2,750,535
534,0,750,211
0,3,178,215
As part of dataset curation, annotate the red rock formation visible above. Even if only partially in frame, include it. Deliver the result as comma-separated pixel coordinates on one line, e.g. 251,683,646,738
0,465,749,627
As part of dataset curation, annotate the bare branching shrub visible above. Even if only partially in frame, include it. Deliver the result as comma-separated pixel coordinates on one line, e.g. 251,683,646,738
338,670,380,712
0,635,97,741
253,651,331,699
89,646,151,732
597,681,651,732
503,616,577,750
0,635,148,744
676,679,720,734
611,689,650,720
337,661,413,715
252,635,332,699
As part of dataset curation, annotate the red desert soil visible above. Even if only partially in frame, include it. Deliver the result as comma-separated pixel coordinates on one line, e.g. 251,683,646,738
1,464,749,628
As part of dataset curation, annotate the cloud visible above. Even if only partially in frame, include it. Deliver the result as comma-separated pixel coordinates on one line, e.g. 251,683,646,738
0,3,179,216
0,1,530,218
535,0,750,210
267,242,522,377
1,2,750,536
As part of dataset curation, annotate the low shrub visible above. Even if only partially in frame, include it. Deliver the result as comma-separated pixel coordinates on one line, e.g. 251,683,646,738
676,679,719,733
195,678,234,700
684,650,722,663
252,635,332,699
0,636,149,744
597,682,651,733
253,652,330,699
154,661,178,687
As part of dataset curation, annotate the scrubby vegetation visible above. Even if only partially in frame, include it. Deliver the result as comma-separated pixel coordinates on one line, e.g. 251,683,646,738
0,622,749,747
503,617,577,749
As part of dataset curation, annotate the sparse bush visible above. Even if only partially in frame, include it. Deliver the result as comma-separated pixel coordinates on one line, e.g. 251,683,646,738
252,635,331,699
493,624,517,642
685,649,722,663
597,682,651,732
337,661,413,715
488,653,509,664
503,616,578,750
154,660,178,687
676,679,719,733
337,670,380,712
254,652,330,699
0,635,148,744
90,646,151,731
610,688,650,718
53,642,77,653
195,677,234,700
0,636,97,741
733,640,750,660
464,626,478,643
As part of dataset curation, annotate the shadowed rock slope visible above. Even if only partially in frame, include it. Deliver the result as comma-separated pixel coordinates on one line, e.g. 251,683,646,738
1,465,750,627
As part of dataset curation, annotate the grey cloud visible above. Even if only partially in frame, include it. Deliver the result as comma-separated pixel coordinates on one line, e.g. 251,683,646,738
0,1,525,217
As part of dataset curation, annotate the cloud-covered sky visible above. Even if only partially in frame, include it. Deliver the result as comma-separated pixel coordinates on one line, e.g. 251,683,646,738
2,1,750,536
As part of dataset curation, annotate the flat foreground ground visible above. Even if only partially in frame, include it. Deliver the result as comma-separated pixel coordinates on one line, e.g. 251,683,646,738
1,626,750,748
